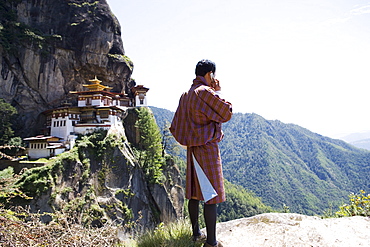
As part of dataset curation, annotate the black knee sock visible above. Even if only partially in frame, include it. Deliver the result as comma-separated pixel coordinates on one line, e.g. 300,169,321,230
204,203,217,246
188,199,201,236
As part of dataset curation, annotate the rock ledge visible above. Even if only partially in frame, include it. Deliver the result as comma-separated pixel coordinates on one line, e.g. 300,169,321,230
215,213,370,246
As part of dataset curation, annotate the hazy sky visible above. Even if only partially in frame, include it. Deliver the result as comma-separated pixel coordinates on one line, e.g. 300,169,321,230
106,0,370,138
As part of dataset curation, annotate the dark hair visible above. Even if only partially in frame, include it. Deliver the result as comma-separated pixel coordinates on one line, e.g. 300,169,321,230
195,59,216,76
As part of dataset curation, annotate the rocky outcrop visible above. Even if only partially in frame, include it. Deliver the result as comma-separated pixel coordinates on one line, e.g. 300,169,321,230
0,0,184,234
214,213,370,246
22,126,183,233
0,0,133,136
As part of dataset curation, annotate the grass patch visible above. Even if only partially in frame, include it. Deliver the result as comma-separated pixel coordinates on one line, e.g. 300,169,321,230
137,219,202,247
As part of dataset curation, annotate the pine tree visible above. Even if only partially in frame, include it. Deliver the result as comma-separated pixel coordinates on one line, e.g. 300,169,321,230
134,107,164,183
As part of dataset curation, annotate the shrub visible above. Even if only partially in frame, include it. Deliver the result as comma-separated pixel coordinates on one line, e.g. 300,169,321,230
336,190,370,217
0,167,32,204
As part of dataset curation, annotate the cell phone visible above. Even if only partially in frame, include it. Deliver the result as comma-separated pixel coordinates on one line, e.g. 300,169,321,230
210,72,215,83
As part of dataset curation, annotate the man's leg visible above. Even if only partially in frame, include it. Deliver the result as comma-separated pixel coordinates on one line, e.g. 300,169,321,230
188,199,201,237
204,203,217,246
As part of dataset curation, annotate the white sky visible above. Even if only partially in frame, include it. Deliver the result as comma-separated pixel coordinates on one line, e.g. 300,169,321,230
106,0,370,139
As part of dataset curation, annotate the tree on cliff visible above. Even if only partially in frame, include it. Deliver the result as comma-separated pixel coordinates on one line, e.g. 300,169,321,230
0,99,17,145
134,107,164,184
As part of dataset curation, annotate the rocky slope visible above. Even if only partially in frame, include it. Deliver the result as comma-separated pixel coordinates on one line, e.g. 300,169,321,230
214,213,370,247
14,122,184,233
0,0,134,136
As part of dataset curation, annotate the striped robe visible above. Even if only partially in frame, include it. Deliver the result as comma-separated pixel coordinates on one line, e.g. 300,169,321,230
170,76,232,204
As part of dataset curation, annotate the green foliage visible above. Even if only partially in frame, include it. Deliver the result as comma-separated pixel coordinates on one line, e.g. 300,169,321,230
150,106,186,160
137,220,202,247
115,188,135,198
0,137,26,159
15,163,55,197
0,167,32,204
219,113,370,215
6,136,23,147
281,204,291,213
0,2,61,55
134,107,164,184
0,14,45,52
335,190,370,217
0,99,17,145
68,1,99,8
107,53,133,70
75,129,125,161
13,148,78,199
0,167,13,180
218,180,272,222
76,129,108,158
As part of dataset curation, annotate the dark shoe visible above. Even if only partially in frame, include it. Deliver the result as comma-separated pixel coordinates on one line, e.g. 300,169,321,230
193,232,207,242
203,241,223,247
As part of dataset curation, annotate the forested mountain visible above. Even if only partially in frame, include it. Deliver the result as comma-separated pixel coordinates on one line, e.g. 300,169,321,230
150,107,370,215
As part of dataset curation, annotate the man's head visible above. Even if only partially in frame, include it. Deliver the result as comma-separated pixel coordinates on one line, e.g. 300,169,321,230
195,59,216,77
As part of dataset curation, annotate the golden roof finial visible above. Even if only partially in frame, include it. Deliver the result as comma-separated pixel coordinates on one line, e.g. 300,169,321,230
83,76,112,91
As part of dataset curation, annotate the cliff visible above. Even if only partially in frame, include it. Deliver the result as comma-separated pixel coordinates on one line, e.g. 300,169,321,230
0,0,184,233
12,122,184,233
0,0,134,137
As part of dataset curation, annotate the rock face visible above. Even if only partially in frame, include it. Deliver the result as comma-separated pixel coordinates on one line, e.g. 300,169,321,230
215,213,370,247
0,0,184,231
0,0,133,136
25,126,184,233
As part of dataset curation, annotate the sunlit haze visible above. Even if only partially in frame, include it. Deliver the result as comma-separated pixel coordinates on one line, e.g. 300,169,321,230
106,0,370,139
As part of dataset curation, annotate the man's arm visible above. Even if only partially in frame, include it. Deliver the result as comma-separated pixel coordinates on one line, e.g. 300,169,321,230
200,87,232,123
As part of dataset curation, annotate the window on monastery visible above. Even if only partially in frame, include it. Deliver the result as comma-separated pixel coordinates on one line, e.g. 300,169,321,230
139,93,145,105
100,110,109,119
80,111,96,122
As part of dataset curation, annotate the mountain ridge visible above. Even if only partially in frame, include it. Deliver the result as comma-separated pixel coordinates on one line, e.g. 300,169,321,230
150,106,370,215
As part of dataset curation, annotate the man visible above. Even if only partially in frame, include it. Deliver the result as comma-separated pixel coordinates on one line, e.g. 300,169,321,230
170,59,232,247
